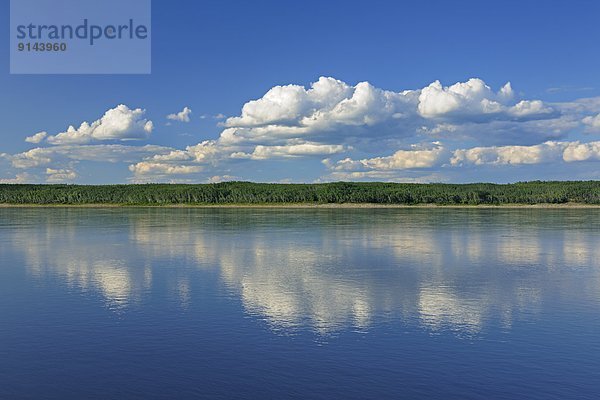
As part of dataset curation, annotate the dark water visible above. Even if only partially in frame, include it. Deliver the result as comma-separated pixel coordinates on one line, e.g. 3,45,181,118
1,208,599,399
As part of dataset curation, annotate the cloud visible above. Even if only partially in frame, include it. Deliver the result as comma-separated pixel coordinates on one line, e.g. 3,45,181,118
185,140,222,163
222,76,556,135
3,144,174,169
167,107,192,123
46,105,153,145
451,140,600,165
8,77,600,184
207,175,239,183
0,173,31,184
109,77,600,182
217,76,565,150
323,139,600,179
220,77,421,146
225,77,354,128
359,145,446,170
128,162,203,176
46,168,77,182
418,123,458,135
326,144,445,172
582,113,600,131
451,142,565,165
418,79,512,117
509,100,552,117
0,144,176,184
25,131,48,144
231,142,347,160
546,86,594,94
418,79,554,120
562,141,600,162
127,141,224,180
198,113,225,120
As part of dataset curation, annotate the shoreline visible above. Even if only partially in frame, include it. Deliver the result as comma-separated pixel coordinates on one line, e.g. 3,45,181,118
1,203,600,209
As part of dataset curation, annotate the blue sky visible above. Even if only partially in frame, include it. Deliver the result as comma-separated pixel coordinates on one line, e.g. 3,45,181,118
3,0,600,184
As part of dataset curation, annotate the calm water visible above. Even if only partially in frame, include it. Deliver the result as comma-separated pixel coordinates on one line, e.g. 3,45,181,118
1,208,599,399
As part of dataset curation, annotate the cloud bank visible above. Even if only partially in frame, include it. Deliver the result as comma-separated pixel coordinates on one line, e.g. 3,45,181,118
5,77,600,183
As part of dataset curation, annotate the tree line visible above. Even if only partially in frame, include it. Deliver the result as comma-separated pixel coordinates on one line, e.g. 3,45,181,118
1,181,599,205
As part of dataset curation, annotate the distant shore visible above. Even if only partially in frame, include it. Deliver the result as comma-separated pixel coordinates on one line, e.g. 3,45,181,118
2,181,599,207
2,203,600,208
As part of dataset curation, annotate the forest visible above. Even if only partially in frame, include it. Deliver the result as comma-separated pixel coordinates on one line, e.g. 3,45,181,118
1,181,600,205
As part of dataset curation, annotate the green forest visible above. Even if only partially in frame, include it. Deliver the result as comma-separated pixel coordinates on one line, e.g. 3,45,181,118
1,181,600,205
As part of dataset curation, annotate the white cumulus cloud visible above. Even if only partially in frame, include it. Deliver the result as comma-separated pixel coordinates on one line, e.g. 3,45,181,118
47,105,154,145
127,140,224,180
218,76,561,149
25,131,48,144
418,79,511,117
451,142,566,165
562,141,600,162
360,145,446,170
326,143,445,172
451,141,600,166
167,107,192,123
418,79,553,120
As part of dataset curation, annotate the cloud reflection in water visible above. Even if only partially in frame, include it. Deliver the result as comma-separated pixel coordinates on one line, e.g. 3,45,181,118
4,208,600,336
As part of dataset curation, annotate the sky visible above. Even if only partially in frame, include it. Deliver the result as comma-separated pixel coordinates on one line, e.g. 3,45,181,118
2,0,600,184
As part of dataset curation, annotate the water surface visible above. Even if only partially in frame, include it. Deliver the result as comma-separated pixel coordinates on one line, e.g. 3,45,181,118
1,208,599,399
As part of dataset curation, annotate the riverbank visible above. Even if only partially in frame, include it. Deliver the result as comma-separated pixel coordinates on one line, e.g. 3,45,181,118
2,181,599,206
